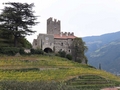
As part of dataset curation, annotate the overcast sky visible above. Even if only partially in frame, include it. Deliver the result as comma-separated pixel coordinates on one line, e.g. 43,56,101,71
0,0,120,43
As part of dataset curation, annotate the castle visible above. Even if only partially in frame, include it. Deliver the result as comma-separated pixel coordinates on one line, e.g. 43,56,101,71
32,17,76,53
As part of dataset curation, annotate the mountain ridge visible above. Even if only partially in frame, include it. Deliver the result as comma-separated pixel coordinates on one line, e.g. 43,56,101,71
83,31,120,74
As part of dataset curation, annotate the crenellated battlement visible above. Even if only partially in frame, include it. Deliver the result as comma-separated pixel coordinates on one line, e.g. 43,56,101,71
47,17,60,24
47,17,52,21
33,17,76,55
47,17,61,34
47,17,75,37
68,32,74,36
60,32,74,36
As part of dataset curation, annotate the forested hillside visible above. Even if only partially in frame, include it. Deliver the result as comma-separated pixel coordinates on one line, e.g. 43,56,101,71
83,31,120,74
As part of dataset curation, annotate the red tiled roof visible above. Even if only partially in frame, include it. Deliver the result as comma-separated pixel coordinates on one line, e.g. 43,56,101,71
54,34,76,39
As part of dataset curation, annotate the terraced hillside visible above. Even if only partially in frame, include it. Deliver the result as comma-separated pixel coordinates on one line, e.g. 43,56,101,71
0,55,120,90
66,75,117,90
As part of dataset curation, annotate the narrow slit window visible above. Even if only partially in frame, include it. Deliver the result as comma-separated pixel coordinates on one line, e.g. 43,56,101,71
69,49,71,53
61,43,63,46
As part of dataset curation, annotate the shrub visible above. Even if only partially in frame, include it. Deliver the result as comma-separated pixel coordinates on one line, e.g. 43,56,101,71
30,48,35,54
66,54,72,60
58,50,66,58
35,49,44,54
0,47,19,55
19,48,25,55
55,53,60,56
75,59,82,63
30,48,44,55
57,51,73,60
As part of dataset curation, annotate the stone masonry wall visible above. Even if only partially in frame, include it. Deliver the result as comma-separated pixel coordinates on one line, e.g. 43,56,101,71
54,38,73,53
37,34,54,50
32,17,75,54
47,17,61,35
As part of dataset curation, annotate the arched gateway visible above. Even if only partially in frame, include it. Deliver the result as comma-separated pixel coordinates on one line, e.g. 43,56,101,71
44,48,52,53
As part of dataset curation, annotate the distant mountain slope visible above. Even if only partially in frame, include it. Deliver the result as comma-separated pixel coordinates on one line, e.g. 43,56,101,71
83,31,120,74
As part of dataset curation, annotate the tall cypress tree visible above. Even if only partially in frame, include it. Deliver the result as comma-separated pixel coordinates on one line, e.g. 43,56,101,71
0,2,38,47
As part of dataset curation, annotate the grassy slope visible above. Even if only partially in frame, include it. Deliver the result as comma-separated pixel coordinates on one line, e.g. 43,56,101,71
0,55,120,82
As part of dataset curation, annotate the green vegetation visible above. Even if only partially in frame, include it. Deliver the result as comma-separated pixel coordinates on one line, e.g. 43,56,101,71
0,2,119,89
83,31,120,73
0,55,120,89
0,81,74,90
0,47,19,55
57,50,72,60
0,2,87,64
0,2,38,47
71,37,88,64
30,48,44,55
66,75,119,90
57,37,88,63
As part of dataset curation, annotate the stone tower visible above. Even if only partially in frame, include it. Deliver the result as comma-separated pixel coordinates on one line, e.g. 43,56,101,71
47,17,61,34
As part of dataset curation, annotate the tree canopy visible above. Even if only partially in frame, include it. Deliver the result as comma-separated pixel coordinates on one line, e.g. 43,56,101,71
0,2,38,47
71,37,88,64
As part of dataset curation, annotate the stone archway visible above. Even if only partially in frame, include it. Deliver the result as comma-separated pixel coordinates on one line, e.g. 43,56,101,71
44,48,52,53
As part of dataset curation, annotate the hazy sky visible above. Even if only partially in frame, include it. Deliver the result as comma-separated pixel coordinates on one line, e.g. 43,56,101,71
0,0,120,43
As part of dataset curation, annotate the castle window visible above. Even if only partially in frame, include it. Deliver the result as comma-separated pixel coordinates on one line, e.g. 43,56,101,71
45,37,49,40
60,49,62,51
35,42,37,45
69,49,71,53
61,43,63,46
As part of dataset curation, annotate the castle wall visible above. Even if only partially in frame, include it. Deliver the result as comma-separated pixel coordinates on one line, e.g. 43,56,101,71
32,17,76,54
37,34,54,50
54,38,73,53
47,17,61,35
32,39,37,49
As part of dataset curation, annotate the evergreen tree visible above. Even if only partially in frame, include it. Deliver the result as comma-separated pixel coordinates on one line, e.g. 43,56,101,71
71,37,88,64
0,2,38,47
0,29,14,47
